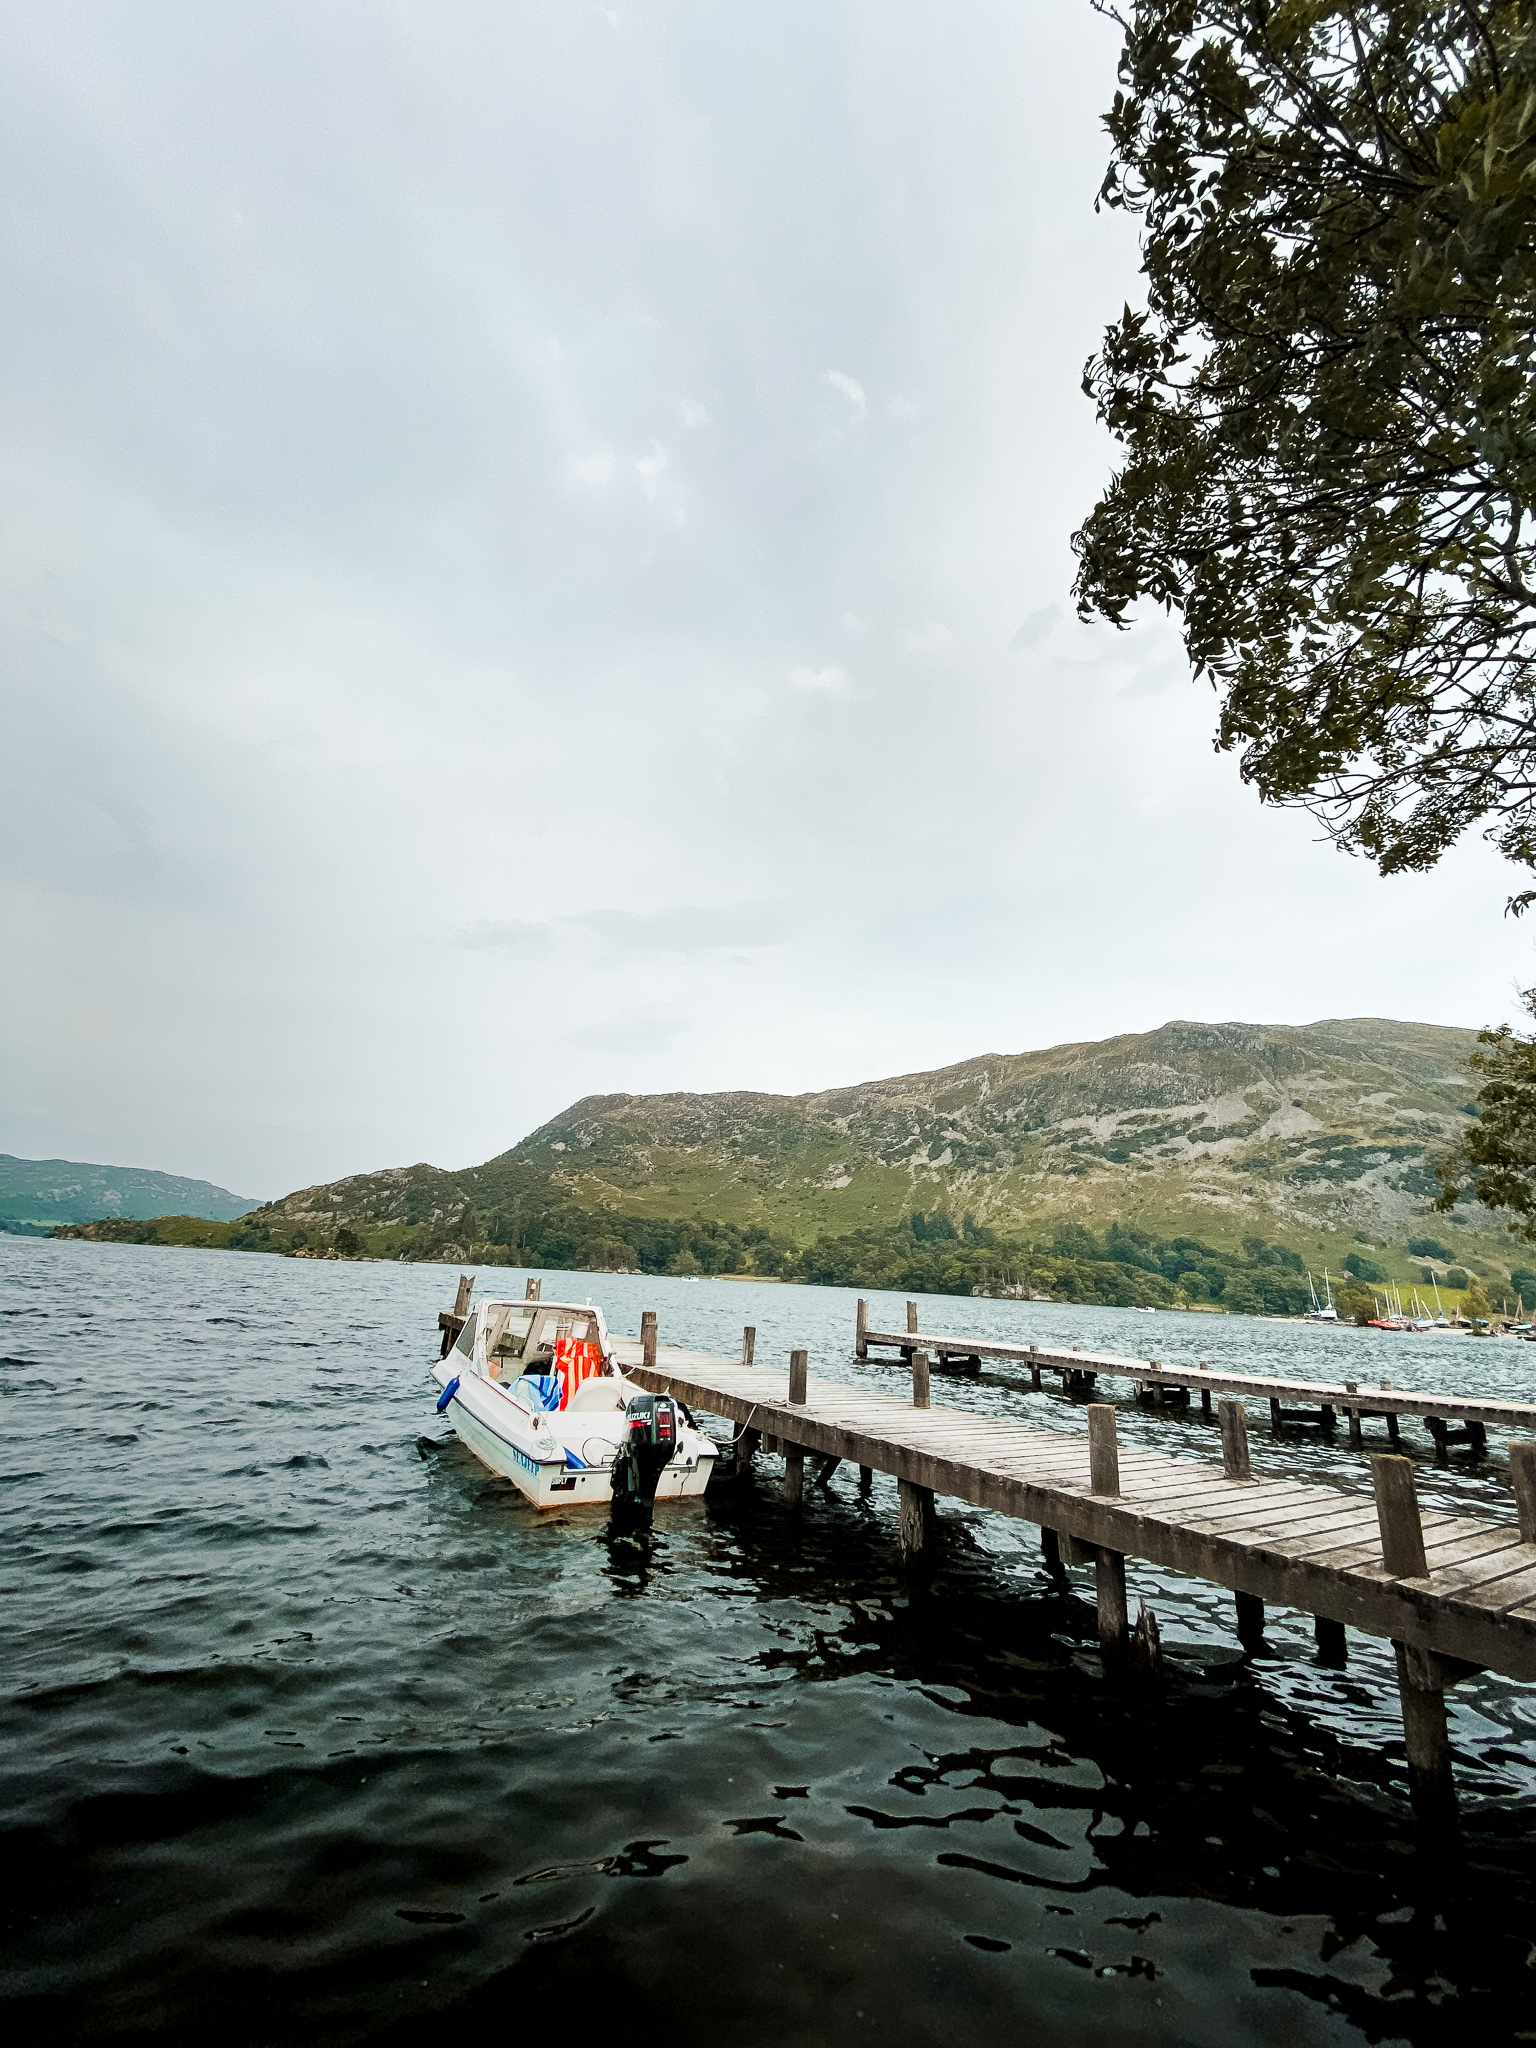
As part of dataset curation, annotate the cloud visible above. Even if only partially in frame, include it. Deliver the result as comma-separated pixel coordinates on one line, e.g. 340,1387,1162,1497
887,396,920,421
680,399,711,430
904,623,953,654
841,612,870,633
566,1005,688,1055
826,370,867,422
1008,605,1062,652
568,450,617,489
787,664,850,691
453,905,786,964
635,440,669,501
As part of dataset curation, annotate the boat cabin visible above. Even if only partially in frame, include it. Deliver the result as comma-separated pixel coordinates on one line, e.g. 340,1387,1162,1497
450,1299,611,1381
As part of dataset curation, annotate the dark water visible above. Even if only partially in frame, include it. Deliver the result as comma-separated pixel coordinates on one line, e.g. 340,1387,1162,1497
4,1238,1536,2046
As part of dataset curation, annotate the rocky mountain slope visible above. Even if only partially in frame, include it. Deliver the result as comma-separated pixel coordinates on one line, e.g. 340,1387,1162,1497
246,1016,1512,1277
1,1153,266,1231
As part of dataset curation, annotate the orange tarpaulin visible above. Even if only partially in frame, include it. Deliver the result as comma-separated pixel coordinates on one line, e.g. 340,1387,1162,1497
552,1336,604,1407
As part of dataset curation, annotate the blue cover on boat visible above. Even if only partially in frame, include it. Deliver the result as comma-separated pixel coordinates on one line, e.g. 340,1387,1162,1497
524,1374,563,1411
564,1448,588,1469
436,1376,459,1413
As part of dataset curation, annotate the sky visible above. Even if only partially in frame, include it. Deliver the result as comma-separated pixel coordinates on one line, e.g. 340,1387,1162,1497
4,0,1533,1202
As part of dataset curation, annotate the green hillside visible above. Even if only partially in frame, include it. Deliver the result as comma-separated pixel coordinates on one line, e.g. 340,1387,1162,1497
179,1016,1526,1303
1,1153,266,1232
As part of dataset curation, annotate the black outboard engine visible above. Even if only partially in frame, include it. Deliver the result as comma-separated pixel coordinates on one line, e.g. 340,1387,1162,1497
608,1394,681,1525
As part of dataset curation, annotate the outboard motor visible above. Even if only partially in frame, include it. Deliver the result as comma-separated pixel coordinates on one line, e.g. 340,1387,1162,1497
608,1394,681,1526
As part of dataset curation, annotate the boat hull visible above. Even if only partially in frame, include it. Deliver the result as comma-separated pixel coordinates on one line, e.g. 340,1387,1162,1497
436,1365,715,1508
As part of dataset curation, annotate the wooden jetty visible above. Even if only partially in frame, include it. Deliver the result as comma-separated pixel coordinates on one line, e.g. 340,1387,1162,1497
856,1299,1536,1456
611,1319,1536,1824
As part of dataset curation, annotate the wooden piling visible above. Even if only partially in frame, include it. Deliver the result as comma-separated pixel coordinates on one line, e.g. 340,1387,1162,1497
1372,1454,1428,1577
897,1477,933,1558
855,1299,869,1359
738,1426,760,1469
911,1348,931,1410
784,1444,804,1505
742,1325,756,1368
453,1273,474,1320
525,1277,541,1301
1315,1615,1348,1666
1511,1440,1536,1541
1095,1548,1128,1667
858,1464,873,1492
906,1299,919,1335
1394,1641,1456,1826
1235,1591,1265,1652
1218,1399,1252,1482
788,1349,808,1405
1381,1380,1400,1445
1200,1386,1212,1418
641,1311,658,1372
1029,1344,1041,1391
1269,1397,1283,1437
1345,1381,1362,1447
1087,1404,1120,1496
1040,1526,1062,1571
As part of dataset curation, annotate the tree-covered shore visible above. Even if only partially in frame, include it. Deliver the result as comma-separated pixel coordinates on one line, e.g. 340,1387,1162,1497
51,1206,1351,1317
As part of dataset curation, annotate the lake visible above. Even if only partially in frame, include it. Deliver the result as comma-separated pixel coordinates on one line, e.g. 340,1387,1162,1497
4,1235,1536,2044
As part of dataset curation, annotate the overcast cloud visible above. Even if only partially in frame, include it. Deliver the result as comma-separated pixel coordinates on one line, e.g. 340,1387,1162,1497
3,1,1531,1199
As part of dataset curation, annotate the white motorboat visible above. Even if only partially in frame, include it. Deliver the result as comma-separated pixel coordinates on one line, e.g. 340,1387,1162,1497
429,1296,718,1509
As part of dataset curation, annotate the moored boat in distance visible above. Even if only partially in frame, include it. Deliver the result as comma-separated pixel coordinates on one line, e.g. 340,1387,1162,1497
1305,1271,1338,1322
430,1296,717,1508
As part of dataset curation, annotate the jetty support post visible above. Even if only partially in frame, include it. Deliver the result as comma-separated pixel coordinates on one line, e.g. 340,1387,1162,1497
1082,1405,1129,1666
1270,1397,1284,1438
1315,1615,1348,1666
439,1273,475,1356
911,1348,931,1409
1381,1381,1400,1445
781,1356,809,1504
897,1476,934,1560
1372,1453,1428,1578
1395,1644,1456,1828
1029,1344,1042,1391
641,1310,658,1371
906,1299,919,1336
525,1277,541,1301
1511,1441,1536,1540
783,1443,804,1505
1370,1452,1454,1818
1345,1381,1362,1448
1095,1548,1129,1670
742,1325,756,1368
1087,1403,1119,1497
1218,1399,1252,1482
858,1464,873,1493
1235,1591,1265,1653
855,1298,869,1359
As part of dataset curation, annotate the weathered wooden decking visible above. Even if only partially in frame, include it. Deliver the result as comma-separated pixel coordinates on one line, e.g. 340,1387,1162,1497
860,1309,1536,1448
613,1337,1536,1684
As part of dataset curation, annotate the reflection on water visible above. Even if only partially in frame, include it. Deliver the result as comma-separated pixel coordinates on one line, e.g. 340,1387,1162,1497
2,1238,1535,2045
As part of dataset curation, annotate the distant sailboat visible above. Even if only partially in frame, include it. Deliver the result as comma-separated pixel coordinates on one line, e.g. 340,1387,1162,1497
1306,1271,1338,1323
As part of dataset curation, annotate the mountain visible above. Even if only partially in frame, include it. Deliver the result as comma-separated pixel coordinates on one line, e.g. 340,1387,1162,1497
239,1016,1514,1284
1,1154,266,1231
